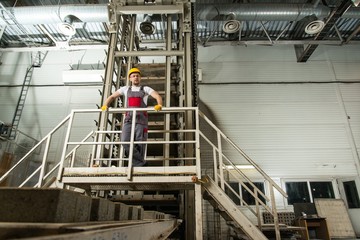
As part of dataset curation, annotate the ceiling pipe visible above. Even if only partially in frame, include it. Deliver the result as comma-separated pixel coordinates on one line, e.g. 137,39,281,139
197,4,331,21
196,4,360,21
9,5,109,24
0,3,360,26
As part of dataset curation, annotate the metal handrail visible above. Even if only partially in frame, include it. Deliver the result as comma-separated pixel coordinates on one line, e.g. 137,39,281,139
199,111,287,197
56,107,200,181
198,110,287,238
0,114,71,184
1,107,200,186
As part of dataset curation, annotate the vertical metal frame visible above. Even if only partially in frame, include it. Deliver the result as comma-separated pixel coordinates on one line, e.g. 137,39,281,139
37,136,51,187
96,14,119,161
164,15,172,166
57,110,75,181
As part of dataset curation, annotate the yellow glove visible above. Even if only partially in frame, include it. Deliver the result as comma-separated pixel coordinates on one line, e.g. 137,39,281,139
101,105,108,111
154,104,162,111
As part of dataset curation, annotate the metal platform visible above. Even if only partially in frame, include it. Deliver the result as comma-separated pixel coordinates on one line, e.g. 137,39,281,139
61,166,197,191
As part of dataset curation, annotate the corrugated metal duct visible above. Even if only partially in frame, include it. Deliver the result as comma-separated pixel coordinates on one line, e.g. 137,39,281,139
197,4,332,21
1,3,360,25
8,5,109,24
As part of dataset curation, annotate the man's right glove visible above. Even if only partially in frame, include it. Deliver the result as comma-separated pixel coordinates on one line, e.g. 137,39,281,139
154,104,162,111
101,105,108,111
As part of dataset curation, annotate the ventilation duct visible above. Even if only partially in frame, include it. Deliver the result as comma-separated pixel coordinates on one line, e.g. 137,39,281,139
140,14,156,35
57,15,77,36
222,20,241,34
0,4,359,26
305,20,325,34
197,4,331,21
10,5,109,25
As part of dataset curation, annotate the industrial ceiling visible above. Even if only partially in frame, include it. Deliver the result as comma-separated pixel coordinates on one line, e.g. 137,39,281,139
0,0,359,62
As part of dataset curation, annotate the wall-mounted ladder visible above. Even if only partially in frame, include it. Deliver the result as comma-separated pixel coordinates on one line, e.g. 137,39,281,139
9,51,47,140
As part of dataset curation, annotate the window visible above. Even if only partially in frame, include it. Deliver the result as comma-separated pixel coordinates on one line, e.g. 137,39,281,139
225,182,240,205
310,181,335,199
343,180,360,209
286,182,310,204
225,181,265,206
285,180,335,205
242,182,266,205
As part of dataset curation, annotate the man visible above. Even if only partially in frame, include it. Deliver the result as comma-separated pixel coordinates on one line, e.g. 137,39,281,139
101,67,163,166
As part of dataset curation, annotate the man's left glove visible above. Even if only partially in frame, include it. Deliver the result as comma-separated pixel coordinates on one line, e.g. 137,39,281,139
154,104,162,111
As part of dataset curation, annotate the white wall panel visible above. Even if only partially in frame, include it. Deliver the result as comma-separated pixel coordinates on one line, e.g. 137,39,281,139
0,50,103,142
25,86,70,104
316,45,360,62
69,87,102,104
200,61,333,83
0,87,21,105
0,65,29,85
32,65,69,85
0,104,17,123
0,52,31,85
198,45,296,62
340,84,360,101
248,149,357,177
198,45,360,181
198,45,360,63
333,63,360,81
43,49,106,65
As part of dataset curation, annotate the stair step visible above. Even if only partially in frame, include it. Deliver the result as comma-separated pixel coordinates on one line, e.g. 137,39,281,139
202,176,268,240
260,223,304,231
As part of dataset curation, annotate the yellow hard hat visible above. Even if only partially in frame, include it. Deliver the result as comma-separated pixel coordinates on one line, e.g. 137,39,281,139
128,67,141,77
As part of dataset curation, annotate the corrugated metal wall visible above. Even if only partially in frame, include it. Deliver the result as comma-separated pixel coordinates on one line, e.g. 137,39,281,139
198,45,360,179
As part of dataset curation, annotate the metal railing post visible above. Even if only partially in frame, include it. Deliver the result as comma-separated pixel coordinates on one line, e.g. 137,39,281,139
217,132,224,190
195,108,201,177
269,183,281,240
126,109,137,180
37,135,51,187
213,148,218,185
57,110,75,181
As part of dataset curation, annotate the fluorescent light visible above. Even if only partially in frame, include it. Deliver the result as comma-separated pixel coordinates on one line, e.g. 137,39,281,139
224,165,255,170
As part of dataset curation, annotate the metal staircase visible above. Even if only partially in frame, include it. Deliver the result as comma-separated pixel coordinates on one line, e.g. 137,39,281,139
202,176,267,240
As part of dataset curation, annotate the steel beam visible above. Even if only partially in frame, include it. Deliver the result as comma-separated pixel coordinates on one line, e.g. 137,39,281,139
296,0,353,62
114,5,183,15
